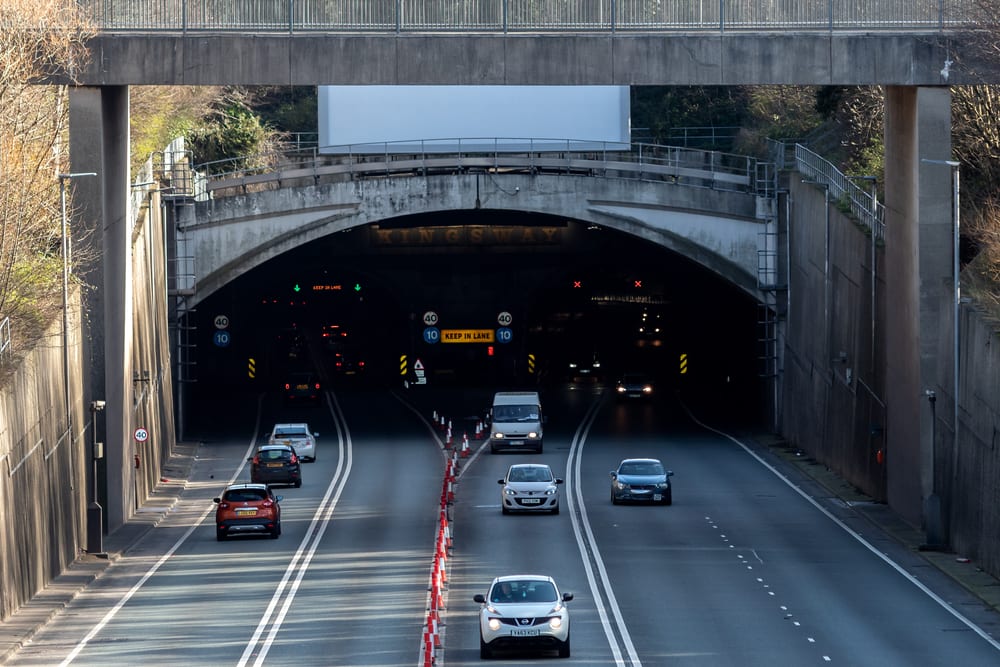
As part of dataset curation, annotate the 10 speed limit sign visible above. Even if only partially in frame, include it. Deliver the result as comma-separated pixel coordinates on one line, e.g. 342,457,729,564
134,427,149,443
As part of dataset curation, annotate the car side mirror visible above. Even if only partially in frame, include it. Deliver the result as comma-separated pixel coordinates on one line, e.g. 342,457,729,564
212,497,221,504
313,432,319,437
609,471,617,478
246,457,253,462
275,495,283,502
498,479,506,485
667,471,674,477
555,478,564,484
562,593,574,602
473,594,486,603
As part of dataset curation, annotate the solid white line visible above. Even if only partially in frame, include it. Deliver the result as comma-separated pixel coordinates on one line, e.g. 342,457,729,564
59,393,275,666
565,394,641,667
239,391,353,666
689,414,1000,653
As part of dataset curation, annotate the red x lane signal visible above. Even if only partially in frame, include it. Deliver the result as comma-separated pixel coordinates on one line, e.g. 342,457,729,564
634,280,642,288
573,281,582,288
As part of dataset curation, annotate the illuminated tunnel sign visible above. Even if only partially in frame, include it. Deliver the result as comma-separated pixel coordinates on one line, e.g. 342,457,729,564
441,329,495,343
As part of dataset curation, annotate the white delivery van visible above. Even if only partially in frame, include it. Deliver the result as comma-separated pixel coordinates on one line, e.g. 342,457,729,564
490,391,544,454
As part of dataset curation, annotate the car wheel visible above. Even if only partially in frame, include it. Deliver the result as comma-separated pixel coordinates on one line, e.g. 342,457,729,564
501,504,509,515
216,528,226,541
552,504,560,515
294,479,302,488
490,445,498,454
558,633,571,658
480,635,492,659
611,490,619,505
271,523,281,539
664,490,673,506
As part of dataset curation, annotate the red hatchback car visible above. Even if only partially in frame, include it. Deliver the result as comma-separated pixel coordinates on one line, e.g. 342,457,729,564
213,483,282,541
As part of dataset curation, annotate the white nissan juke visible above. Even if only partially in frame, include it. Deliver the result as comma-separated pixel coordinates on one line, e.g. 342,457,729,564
473,574,573,659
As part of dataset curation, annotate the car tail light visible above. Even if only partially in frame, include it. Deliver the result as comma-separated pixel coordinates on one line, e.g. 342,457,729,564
251,455,261,465
358,361,365,368
284,383,291,390
313,382,321,390
290,453,299,464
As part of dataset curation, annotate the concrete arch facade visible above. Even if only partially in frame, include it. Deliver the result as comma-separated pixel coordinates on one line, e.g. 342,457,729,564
178,172,767,308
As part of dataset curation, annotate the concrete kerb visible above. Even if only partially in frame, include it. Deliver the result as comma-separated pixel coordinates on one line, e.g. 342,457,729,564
0,441,198,665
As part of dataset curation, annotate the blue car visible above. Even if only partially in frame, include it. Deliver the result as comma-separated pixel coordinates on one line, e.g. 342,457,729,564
610,458,673,505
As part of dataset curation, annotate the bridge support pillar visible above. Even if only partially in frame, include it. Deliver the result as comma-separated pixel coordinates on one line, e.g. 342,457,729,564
883,85,952,538
69,85,134,534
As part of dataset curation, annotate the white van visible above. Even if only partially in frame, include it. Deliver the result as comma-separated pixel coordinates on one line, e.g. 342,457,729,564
490,391,544,454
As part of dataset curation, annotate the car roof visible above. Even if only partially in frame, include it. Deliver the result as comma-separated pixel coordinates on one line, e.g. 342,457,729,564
272,423,309,429
493,574,555,585
258,444,294,451
619,457,662,464
508,463,551,470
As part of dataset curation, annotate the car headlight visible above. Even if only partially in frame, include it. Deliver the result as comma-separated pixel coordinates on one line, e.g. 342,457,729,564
527,432,538,439
493,432,505,439
643,385,653,393
656,482,669,489
545,486,558,495
615,481,629,490
488,617,502,631
616,385,625,393
504,487,518,496
549,616,563,630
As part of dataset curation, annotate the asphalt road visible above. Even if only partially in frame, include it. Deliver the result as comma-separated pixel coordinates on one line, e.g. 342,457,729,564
4,383,1000,666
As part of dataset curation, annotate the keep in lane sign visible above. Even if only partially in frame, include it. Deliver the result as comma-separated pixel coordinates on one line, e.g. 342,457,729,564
441,329,495,343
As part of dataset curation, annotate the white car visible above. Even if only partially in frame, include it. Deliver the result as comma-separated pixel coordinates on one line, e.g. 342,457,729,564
473,575,572,659
499,463,563,514
267,423,318,462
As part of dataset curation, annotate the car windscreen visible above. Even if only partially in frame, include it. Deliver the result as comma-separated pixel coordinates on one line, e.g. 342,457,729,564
491,580,557,603
274,429,307,438
619,462,664,475
259,448,292,461
493,405,540,422
224,489,268,502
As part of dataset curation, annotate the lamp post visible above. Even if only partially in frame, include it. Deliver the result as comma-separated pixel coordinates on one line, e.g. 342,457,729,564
920,158,960,547
88,400,106,555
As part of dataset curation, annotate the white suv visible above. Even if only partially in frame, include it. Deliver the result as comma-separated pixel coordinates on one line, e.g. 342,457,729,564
473,574,572,659
267,423,318,462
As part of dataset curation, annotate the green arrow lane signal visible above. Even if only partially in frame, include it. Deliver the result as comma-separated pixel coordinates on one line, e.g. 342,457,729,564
293,284,301,292
354,283,361,292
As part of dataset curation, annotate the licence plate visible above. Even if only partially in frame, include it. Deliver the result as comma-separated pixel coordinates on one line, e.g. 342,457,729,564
295,384,308,390
267,462,284,468
236,508,257,516
509,440,525,446
653,493,662,501
521,498,542,505
511,629,539,637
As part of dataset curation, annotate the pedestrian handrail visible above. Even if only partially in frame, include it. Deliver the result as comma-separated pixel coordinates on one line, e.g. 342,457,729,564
795,144,885,241
78,0,972,33
194,139,760,197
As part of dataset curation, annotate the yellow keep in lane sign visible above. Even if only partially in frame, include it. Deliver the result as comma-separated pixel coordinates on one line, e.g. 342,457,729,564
441,329,495,343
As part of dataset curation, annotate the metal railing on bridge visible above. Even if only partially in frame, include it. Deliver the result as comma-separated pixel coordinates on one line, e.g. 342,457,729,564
190,138,760,197
79,0,971,33
794,144,885,241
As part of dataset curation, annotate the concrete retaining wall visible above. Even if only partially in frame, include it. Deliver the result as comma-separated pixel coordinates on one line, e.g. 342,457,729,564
0,184,176,622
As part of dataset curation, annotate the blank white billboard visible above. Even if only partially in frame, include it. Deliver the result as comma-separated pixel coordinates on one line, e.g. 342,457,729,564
317,86,630,154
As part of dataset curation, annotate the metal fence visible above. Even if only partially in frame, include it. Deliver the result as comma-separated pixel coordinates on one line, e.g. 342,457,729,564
0,316,10,361
795,144,884,240
78,0,971,32
191,138,760,196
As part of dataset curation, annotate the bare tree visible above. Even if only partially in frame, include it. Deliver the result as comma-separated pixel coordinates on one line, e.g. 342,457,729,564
0,0,92,367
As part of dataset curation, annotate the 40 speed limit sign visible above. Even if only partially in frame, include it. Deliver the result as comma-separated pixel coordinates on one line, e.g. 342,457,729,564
134,427,149,443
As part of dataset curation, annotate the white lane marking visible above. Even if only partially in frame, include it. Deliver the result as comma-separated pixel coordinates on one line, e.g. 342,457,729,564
566,394,641,667
691,415,1000,653
59,393,276,666
239,391,353,666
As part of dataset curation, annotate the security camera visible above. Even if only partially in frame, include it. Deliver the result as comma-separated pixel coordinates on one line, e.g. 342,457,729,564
91,400,106,410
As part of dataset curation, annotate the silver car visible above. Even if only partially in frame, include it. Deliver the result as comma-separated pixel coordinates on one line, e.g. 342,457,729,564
268,422,318,462
610,458,673,505
499,463,563,514
473,575,573,659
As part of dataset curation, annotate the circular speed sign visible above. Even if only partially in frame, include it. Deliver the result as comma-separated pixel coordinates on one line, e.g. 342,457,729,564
134,427,149,443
